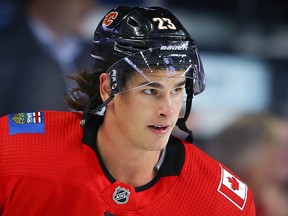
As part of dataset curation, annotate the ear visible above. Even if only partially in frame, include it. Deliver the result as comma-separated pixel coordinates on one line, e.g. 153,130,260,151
99,73,112,101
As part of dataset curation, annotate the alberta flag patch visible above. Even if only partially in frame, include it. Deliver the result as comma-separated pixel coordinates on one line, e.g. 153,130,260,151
8,112,45,135
218,164,248,210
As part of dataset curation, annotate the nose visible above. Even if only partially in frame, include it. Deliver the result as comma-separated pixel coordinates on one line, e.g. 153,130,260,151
158,95,175,118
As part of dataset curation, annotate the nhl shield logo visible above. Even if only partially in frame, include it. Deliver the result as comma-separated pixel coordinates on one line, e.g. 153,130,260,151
112,186,130,205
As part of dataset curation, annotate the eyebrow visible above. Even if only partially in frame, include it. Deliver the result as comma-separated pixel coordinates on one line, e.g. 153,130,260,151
140,79,186,89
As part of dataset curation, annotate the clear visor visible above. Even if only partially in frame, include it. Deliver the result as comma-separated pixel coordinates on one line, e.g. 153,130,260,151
106,46,205,96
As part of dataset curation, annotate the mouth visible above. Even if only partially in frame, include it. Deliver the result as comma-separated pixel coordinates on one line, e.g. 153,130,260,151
148,125,170,133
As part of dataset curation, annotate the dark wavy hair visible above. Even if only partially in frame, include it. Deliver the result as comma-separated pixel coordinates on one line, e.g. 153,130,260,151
65,68,104,112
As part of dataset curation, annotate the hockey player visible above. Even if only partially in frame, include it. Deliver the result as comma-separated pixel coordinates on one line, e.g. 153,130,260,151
0,6,256,215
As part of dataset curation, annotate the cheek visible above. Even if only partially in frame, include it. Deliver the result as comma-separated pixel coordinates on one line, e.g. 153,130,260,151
176,98,184,109
172,98,184,115
116,95,149,124
113,95,137,117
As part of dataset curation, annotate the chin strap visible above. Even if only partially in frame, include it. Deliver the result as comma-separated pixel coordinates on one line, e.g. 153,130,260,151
80,95,114,127
176,79,194,143
176,117,193,143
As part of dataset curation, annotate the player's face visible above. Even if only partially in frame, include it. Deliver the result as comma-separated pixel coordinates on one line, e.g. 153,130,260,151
111,70,186,151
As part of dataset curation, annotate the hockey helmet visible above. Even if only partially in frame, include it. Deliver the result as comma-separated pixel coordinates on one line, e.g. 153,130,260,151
87,6,206,141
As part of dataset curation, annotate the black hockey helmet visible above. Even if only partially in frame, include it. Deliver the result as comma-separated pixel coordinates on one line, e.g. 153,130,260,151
85,6,206,141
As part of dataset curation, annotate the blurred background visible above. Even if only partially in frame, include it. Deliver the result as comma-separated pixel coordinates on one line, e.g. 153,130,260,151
0,0,287,215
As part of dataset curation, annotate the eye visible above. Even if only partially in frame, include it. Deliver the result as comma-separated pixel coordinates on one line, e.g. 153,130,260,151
144,89,158,95
171,86,185,95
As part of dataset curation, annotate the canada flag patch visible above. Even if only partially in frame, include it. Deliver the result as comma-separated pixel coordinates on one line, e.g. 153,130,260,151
218,164,248,210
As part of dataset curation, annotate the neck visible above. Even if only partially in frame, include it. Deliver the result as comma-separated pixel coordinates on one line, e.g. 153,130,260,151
97,120,162,187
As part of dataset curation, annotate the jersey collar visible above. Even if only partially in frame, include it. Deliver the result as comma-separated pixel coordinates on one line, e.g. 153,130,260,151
82,114,185,192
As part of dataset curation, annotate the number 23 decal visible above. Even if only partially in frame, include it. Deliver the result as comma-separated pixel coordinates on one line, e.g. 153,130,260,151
153,18,177,30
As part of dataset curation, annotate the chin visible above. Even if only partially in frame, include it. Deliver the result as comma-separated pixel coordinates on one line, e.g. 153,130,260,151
153,136,170,149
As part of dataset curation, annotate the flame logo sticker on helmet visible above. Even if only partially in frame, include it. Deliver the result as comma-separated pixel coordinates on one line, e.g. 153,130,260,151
103,11,118,26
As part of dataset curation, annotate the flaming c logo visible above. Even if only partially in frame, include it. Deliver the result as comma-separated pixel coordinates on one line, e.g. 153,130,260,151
103,11,118,26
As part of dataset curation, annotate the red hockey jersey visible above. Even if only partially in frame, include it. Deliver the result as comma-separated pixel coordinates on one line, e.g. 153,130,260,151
0,111,255,215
